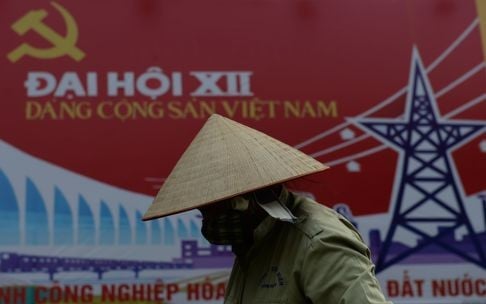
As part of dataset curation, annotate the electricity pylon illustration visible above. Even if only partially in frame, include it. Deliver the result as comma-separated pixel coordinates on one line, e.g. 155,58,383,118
354,48,485,272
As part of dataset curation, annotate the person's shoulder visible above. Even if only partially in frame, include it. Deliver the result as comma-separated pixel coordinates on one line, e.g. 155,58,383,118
291,193,361,242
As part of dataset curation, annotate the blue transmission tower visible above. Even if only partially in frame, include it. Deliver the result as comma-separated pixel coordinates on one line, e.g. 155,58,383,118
355,48,485,272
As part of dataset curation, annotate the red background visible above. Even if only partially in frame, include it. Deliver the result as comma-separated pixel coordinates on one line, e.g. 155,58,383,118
1,0,484,215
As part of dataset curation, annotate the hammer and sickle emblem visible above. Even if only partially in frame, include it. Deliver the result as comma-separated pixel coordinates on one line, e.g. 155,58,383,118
7,2,85,62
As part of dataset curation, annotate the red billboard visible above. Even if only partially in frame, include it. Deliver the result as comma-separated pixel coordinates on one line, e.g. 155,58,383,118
0,0,485,303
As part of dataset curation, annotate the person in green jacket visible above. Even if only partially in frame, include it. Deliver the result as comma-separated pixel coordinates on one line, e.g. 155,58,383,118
143,114,392,303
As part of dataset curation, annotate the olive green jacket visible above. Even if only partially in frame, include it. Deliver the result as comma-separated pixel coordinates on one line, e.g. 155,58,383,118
224,194,392,303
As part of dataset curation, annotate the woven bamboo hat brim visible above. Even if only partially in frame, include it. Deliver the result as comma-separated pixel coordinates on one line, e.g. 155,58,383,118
142,114,329,221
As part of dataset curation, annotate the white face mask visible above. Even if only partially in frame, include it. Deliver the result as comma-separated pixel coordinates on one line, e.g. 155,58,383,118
257,199,297,223
250,186,297,223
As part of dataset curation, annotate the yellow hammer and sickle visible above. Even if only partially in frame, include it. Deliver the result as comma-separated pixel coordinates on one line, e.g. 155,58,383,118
7,2,85,62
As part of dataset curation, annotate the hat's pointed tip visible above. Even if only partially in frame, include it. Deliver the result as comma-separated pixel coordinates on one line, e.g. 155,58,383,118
209,113,222,119
207,113,229,125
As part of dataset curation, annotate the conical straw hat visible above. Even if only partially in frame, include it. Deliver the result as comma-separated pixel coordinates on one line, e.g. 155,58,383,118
143,114,329,220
